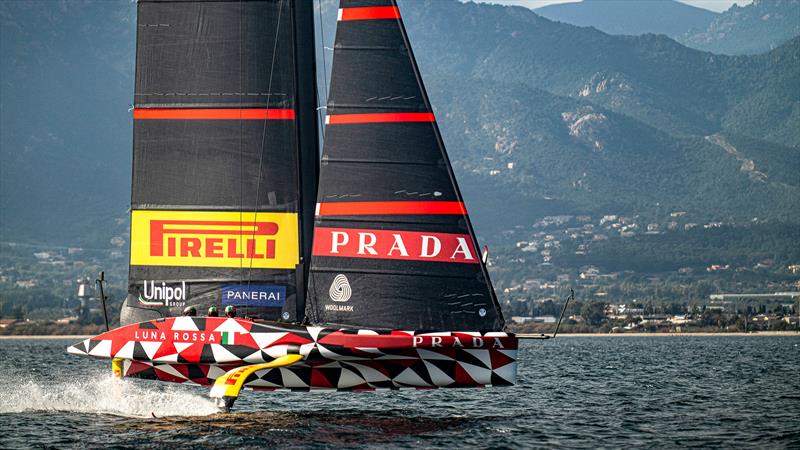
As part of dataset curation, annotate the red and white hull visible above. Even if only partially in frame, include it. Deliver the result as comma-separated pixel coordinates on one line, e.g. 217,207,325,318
68,317,518,390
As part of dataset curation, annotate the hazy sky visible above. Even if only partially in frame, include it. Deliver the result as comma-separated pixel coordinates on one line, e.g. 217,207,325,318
472,0,754,13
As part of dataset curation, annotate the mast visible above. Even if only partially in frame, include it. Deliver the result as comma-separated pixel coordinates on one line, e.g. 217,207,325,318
290,0,320,323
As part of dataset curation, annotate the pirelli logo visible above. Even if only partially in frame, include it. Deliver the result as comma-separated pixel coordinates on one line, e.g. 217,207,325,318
130,211,299,269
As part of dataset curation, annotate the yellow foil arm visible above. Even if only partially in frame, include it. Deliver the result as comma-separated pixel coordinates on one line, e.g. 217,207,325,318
209,354,303,410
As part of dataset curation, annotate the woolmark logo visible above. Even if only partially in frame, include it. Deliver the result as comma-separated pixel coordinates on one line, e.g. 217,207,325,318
329,274,351,302
325,274,354,313
138,280,186,307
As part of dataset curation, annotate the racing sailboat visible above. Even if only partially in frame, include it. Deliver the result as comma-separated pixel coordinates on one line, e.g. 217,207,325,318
68,0,519,411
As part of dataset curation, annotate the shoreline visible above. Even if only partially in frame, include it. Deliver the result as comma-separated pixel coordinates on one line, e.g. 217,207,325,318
1,331,798,339
553,331,800,337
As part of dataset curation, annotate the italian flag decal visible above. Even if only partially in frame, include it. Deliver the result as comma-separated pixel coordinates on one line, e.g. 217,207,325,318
221,331,235,345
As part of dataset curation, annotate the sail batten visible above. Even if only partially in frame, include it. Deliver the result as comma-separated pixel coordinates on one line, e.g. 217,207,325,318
306,0,504,332
133,108,296,120
317,201,467,216
326,112,435,124
338,6,401,21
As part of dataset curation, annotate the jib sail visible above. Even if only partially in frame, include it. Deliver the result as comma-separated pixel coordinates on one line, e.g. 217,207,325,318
306,0,504,331
122,0,319,325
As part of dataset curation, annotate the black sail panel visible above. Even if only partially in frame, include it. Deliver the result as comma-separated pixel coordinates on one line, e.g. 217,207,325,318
134,0,294,109
306,0,504,331
123,0,317,325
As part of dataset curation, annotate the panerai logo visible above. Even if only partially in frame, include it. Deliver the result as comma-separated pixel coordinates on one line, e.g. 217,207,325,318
325,274,354,312
222,284,286,307
138,280,187,307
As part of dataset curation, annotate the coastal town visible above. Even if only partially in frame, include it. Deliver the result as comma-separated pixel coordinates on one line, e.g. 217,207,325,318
1,217,798,335
503,298,800,334
486,211,799,333
1,202,798,335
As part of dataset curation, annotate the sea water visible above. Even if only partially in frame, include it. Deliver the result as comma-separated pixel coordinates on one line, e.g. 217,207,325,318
0,336,797,448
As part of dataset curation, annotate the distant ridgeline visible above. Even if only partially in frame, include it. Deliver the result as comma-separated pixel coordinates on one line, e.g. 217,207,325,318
534,0,718,40
533,0,800,56
679,0,800,55
0,0,798,248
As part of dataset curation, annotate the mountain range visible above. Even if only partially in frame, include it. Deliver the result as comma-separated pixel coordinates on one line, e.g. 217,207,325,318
534,0,717,39
0,1,134,245
398,0,799,227
534,0,800,55
0,0,797,248
679,0,800,55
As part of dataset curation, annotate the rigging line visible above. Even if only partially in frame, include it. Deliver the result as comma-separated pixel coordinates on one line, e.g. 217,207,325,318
239,0,245,292
246,0,285,289
315,0,329,142
317,0,329,101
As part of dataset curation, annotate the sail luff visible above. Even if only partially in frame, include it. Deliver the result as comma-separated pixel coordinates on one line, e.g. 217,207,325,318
391,4,505,329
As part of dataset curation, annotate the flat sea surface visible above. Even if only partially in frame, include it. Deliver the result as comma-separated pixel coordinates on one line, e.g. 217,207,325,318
0,336,798,449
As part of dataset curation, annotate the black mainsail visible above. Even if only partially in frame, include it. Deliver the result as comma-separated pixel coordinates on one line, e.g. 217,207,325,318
121,0,318,325
306,0,504,331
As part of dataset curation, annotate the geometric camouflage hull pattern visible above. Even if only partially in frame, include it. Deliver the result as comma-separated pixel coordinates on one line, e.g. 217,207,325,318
67,317,517,390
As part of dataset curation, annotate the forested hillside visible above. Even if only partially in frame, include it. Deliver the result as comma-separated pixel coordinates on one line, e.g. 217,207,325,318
1,0,797,245
1,0,798,320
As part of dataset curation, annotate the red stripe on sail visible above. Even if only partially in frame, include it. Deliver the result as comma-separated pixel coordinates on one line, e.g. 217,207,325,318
317,201,466,216
338,6,401,21
326,112,435,124
133,108,295,120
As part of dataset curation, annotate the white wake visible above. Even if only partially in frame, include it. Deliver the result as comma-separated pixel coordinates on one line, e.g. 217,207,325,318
0,371,219,417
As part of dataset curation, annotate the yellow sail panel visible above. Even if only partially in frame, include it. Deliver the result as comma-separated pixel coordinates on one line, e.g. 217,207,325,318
130,210,299,269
